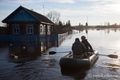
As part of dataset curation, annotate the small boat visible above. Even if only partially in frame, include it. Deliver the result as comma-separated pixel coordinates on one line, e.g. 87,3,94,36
59,51,99,74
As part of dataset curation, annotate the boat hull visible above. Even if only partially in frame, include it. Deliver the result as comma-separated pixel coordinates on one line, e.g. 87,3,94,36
59,51,99,74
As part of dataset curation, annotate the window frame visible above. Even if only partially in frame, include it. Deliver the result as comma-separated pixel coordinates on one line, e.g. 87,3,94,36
26,24,34,35
12,24,20,34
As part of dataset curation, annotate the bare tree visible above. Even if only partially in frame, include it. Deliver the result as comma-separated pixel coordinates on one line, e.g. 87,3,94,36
66,20,71,27
46,11,60,24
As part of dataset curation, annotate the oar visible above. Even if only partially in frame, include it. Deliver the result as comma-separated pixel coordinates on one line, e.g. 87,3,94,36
49,51,56,54
49,51,71,55
49,51,118,59
99,54,118,59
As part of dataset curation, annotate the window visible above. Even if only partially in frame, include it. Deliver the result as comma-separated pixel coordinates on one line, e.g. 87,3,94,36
40,24,45,35
27,24,34,34
12,24,20,34
40,24,43,33
47,25,51,34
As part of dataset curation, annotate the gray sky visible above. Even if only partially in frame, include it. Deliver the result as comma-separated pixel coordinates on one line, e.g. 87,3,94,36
0,0,120,26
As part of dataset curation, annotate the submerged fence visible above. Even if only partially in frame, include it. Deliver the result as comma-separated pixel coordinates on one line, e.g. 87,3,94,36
0,34,58,44
0,32,69,47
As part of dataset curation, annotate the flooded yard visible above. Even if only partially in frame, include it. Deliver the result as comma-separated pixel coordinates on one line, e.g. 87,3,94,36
0,29,120,80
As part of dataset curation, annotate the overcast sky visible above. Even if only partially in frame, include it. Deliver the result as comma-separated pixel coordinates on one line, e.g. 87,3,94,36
0,0,120,26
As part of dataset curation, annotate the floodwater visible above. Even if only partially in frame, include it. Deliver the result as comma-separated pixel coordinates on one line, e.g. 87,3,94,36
0,28,120,80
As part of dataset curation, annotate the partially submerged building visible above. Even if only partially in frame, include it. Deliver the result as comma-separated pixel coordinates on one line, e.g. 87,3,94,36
2,6,57,58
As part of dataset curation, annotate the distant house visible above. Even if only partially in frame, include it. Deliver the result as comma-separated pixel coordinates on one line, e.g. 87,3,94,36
2,6,55,57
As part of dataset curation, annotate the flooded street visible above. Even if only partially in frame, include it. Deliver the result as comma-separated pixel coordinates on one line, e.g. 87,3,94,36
0,29,120,80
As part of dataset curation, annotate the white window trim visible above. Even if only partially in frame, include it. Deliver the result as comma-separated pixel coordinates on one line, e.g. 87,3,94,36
47,25,51,34
40,24,45,35
40,24,43,34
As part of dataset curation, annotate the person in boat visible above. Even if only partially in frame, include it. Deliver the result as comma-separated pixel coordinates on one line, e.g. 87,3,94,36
72,38,87,58
81,36,94,52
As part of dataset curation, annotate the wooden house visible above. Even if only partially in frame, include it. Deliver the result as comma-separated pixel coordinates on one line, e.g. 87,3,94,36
2,6,53,35
2,6,55,58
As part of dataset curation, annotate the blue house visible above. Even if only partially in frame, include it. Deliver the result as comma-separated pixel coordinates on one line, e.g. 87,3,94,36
2,6,57,58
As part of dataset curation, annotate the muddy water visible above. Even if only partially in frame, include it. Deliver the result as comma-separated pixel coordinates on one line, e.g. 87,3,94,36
0,29,120,80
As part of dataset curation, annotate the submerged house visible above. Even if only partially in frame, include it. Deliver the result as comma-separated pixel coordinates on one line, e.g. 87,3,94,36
2,6,56,57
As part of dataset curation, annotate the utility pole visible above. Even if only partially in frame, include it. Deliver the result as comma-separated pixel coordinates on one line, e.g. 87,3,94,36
86,16,88,26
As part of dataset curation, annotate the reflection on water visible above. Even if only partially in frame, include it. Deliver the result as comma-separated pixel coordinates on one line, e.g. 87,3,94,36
105,63,120,69
104,58,120,69
0,28,120,80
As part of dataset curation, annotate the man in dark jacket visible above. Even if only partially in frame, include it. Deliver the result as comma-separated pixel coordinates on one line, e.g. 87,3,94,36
81,36,94,52
72,38,86,58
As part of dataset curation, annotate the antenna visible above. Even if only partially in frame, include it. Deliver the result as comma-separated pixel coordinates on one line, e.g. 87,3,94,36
43,0,45,15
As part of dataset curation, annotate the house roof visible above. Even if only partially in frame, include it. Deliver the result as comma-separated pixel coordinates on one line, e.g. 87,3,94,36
2,6,53,24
